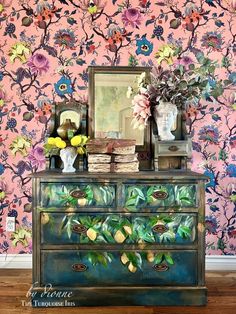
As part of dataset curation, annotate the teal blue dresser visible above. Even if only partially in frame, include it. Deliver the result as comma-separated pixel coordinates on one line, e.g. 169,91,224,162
31,171,207,307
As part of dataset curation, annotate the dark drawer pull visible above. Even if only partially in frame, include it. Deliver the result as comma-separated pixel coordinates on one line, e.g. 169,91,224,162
168,145,179,152
72,224,87,234
72,263,87,272
153,264,169,272
152,191,168,200
70,190,86,199
152,224,168,234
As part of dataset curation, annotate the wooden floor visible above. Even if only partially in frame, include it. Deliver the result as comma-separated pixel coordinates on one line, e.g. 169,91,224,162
0,270,235,314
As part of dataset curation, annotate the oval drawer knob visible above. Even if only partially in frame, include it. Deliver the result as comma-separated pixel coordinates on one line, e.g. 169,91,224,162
72,224,87,234
152,224,168,234
168,145,179,152
72,263,87,272
70,190,86,199
153,264,169,272
152,191,168,200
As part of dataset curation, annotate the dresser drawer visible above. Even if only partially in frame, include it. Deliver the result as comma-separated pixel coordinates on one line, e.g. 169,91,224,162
40,182,116,208
123,184,197,211
41,212,197,245
155,142,189,156
41,250,197,287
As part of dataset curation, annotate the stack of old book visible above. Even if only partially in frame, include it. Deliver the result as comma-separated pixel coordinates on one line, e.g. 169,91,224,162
87,138,139,173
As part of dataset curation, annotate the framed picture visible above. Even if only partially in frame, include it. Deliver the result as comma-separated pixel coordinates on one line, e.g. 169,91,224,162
88,66,152,170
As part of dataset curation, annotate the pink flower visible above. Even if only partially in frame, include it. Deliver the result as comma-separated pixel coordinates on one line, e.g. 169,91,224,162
27,53,49,75
0,87,12,104
0,0,12,7
122,8,142,28
28,146,45,169
0,180,13,200
132,94,151,126
175,56,194,69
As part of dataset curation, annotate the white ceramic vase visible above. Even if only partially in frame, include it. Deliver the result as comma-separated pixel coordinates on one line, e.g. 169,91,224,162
60,146,77,173
153,100,178,141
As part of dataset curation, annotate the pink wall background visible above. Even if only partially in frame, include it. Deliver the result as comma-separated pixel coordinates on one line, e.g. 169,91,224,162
0,0,235,255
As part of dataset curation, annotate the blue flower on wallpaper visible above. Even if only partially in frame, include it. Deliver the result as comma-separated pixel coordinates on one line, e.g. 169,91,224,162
0,163,5,175
0,71,4,81
198,125,219,144
229,72,236,85
226,164,236,177
204,169,216,188
54,76,73,96
205,216,218,235
136,36,153,56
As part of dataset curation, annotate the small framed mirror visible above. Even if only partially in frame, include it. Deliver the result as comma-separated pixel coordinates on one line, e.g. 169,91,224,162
88,66,152,169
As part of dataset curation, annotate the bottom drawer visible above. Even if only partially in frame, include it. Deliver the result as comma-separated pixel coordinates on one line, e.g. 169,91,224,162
41,250,197,287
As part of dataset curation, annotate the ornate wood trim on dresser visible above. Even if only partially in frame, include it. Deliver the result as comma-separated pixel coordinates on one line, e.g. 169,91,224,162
31,170,207,307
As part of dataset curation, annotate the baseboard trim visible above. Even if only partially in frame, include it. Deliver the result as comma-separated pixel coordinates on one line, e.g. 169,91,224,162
0,254,32,269
205,255,236,271
0,254,235,270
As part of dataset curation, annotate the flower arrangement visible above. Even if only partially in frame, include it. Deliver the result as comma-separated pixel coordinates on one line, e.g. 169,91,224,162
129,53,229,129
43,135,89,156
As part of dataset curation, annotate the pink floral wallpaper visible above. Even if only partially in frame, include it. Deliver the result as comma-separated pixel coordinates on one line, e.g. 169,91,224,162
0,0,235,255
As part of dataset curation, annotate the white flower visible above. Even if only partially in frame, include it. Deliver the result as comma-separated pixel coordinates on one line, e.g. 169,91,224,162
126,86,133,98
137,72,146,86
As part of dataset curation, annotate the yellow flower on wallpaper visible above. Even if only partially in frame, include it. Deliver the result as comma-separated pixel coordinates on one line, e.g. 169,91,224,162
8,42,31,63
9,136,31,156
155,44,175,65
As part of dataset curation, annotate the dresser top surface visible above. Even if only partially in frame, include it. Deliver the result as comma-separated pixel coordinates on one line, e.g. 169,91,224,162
31,170,208,181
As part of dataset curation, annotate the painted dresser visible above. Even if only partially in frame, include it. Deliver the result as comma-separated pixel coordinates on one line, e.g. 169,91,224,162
31,170,207,307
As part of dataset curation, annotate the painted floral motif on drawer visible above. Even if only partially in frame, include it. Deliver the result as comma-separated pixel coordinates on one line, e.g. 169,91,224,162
40,183,116,207
41,213,196,245
124,184,197,211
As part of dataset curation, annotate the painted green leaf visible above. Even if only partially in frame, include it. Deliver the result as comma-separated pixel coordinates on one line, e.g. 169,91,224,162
164,253,174,265
177,225,191,238
159,230,175,242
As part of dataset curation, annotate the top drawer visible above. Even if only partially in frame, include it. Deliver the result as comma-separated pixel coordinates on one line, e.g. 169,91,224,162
40,182,116,208
123,184,197,211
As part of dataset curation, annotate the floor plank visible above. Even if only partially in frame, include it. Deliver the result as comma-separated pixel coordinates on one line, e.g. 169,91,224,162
0,270,235,314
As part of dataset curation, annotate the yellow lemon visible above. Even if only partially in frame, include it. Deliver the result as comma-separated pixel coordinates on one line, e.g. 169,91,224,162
71,135,82,146
47,137,56,145
86,228,97,241
128,262,137,273
41,213,50,225
114,230,126,243
77,198,87,206
123,225,132,235
147,252,155,262
121,253,129,265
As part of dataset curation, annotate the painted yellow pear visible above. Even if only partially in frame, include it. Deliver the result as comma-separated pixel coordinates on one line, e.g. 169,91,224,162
123,225,132,235
77,198,87,206
120,253,129,265
86,228,97,241
128,262,137,273
65,207,75,215
41,213,50,225
114,230,126,243
147,251,155,262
